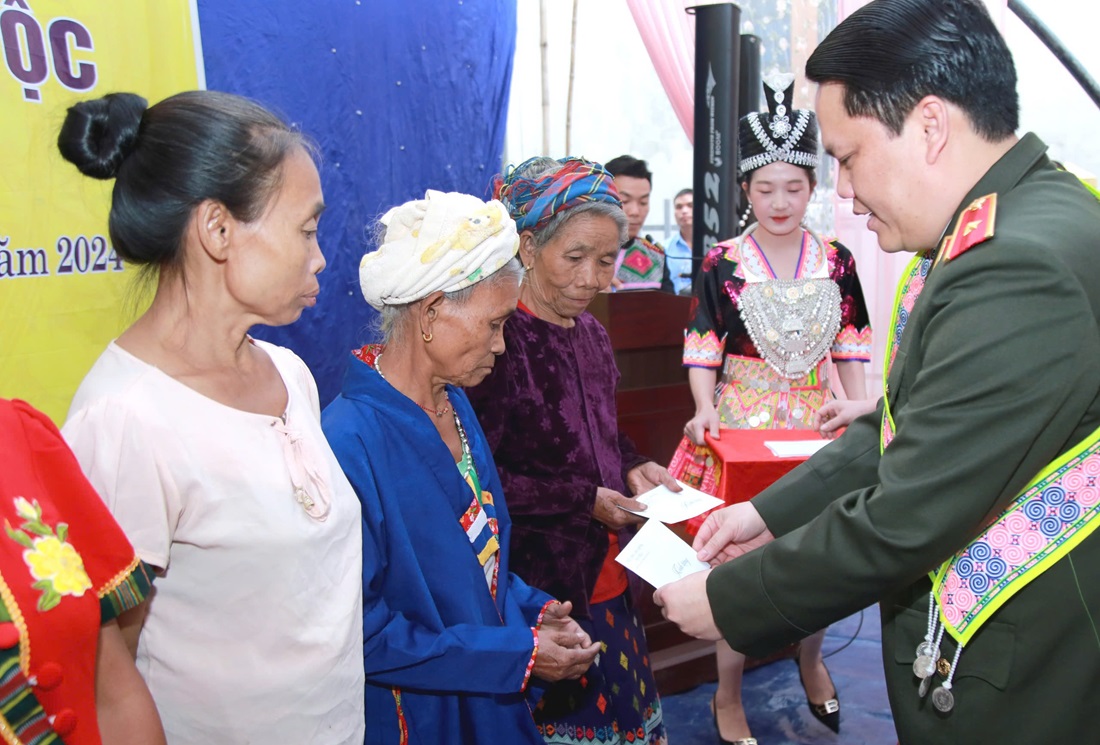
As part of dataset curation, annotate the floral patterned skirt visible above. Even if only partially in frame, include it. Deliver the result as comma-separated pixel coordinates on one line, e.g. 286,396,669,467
533,593,667,745
715,355,829,430
669,354,831,535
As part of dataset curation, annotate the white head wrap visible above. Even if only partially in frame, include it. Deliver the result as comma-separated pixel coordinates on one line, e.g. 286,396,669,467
359,190,519,310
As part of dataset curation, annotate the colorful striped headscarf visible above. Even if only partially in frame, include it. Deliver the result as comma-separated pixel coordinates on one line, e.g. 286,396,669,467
493,156,622,233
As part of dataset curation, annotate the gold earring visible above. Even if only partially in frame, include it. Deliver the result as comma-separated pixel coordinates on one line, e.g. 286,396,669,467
422,331,433,343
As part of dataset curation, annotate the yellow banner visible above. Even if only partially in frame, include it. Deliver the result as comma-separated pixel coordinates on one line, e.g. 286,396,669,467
0,0,202,421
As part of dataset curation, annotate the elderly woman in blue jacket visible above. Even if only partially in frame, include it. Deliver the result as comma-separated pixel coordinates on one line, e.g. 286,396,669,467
323,190,599,745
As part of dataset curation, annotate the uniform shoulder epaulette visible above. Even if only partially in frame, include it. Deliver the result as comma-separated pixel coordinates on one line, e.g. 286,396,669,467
936,193,998,265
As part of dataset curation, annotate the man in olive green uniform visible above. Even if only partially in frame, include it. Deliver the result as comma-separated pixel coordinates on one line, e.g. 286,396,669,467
654,1,1100,742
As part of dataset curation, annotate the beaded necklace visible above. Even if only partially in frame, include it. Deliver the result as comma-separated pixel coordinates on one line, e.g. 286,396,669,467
372,352,452,417
452,407,472,465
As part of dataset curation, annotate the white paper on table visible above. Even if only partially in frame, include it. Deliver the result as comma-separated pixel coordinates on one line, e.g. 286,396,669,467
763,439,831,458
614,518,711,589
618,481,724,523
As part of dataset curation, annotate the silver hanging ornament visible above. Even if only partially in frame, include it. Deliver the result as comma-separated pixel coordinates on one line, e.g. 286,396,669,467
931,685,955,713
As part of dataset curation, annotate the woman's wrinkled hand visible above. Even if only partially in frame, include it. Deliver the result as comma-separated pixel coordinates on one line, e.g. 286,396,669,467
539,601,593,647
532,624,600,682
625,461,681,497
684,408,720,446
593,487,645,529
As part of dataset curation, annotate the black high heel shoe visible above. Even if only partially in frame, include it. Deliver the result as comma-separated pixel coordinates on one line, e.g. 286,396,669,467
795,656,841,734
710,694,758,745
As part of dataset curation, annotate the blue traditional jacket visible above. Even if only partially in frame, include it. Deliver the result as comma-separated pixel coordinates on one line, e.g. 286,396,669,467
322,353,552,745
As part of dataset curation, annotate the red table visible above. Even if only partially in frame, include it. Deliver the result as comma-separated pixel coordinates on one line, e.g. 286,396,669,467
703,429,827,506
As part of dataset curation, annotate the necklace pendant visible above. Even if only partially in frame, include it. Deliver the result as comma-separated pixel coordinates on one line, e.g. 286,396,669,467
738,277,842,382
931,685,955,713
912,654,936,679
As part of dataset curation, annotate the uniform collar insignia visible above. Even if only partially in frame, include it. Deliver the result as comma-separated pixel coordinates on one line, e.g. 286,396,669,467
935,193,998,267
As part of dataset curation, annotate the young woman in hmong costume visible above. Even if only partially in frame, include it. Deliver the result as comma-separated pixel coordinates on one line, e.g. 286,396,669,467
668,80,873,745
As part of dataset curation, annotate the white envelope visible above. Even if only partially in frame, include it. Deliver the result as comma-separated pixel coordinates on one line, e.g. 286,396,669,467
615,518,710,588
763,439,831,458
618,480,725,523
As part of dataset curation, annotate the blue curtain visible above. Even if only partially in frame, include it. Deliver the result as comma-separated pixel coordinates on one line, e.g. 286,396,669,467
197,0,517,404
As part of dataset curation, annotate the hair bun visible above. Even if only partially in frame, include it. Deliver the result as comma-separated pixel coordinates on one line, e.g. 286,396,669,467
57,92,148,179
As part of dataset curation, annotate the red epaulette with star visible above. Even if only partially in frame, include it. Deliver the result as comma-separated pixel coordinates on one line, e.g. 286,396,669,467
936,194,998,266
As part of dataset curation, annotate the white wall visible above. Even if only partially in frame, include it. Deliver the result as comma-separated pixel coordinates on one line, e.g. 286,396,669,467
505,0,695,238
1007,1,1100,178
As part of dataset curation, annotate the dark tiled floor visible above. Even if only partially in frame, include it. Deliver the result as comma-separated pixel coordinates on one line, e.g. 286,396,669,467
661,606,897,744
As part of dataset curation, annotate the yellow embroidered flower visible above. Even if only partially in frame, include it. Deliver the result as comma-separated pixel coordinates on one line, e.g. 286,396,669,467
13,497,37,521
24,536,91,597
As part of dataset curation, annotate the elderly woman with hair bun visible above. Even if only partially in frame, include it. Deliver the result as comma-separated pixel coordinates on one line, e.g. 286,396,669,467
322,190,600,745
58,90,364,743
466,157,677,745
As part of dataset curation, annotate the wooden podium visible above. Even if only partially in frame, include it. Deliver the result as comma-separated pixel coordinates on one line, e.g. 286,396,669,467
588,290,694,467
588,290,719,693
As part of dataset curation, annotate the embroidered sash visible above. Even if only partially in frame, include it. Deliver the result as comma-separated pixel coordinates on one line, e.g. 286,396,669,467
879,252,932,451
932,430,1100,644
880,251,1100,645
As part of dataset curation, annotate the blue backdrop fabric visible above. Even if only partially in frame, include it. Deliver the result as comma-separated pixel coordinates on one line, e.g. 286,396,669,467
197,0,517,404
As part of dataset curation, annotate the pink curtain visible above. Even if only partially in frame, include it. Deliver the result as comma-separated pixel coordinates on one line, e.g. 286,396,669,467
625,0,696,143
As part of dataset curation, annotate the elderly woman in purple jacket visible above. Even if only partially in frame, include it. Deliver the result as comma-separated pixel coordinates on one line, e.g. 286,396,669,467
467,157,677,745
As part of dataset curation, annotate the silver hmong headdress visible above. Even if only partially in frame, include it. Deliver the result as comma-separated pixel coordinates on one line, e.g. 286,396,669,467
738,79,821,176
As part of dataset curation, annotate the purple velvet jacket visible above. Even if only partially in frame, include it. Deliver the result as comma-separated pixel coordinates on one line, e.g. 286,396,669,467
467,308,649,619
